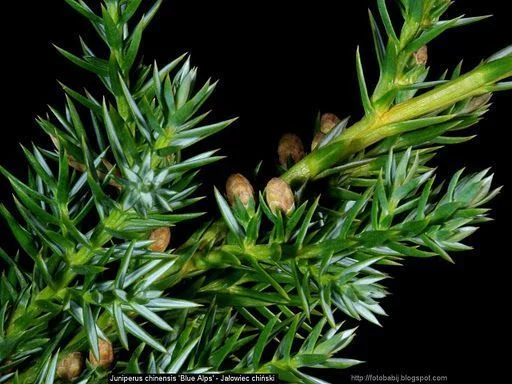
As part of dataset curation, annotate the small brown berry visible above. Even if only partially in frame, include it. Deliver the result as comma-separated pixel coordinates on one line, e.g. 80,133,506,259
320,113,341,134
413,46,428,65
89,339,114,369
57,352,84,381
149,227,171,252
226,173,255,207
278,133,305,167
265,178,295,215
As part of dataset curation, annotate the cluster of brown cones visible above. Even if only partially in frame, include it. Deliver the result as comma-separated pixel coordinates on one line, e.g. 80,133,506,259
225,112,342,215
278,113,341,164
226,173,295,215
56,339,114,381
55,114,345,381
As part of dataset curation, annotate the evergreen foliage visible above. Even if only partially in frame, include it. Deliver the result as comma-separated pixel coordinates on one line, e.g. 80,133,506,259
0,1,510,383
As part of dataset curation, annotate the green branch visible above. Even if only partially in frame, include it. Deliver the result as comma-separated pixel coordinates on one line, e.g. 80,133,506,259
1,1,511,383
282,55,512,185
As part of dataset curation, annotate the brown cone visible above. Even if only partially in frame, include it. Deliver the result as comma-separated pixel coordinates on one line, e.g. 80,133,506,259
57,352,84,381
320,113,341,134
89,339,114,369
226,173,255,207
149,227,171,252
265,178,295,215
278,133,305,167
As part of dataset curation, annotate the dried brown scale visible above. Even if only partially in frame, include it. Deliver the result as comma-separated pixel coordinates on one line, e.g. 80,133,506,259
413,45,428,65
265,178,295,215
311,131,325,151
278,133,305,167
149,227,171,252
57,352,84,381
320,113,341,134
467,93,492,112
88,339,114,369
226,173,254,207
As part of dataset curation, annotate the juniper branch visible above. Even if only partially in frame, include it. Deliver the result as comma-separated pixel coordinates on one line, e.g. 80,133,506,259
0,1,510,383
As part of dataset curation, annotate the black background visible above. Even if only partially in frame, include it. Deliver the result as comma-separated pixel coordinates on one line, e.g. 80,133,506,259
1,1,511,383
